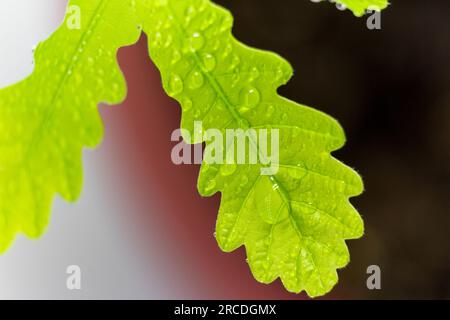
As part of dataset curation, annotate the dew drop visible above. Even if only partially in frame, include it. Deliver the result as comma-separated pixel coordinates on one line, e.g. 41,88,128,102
202,11,217,30
240,175,249,187
222,43,233,58
220,163,237,176
231,72,241,88
202,53,216,72
249,67,260,81
204,179,216,192
171,50,182,65
182,97,193,111
220,14,233,32
237,118,251,129
211,39,220,51
215,100,226,111
168,74,184,96
187,70,204,90
337,180,346,193
239,86,260,112
229,55,240,71
185,5,196,23
164,35,173,48
189,32,205,51
253,177,290,224
154,32,163,47
275,67,284,81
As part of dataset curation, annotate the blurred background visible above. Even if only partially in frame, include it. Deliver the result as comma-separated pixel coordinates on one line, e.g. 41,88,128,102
0,0,449,299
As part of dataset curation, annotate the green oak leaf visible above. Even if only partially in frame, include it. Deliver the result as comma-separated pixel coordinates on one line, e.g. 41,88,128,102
138,0,364,297
0,0,140,252
336,0,389,16
0,0,390,297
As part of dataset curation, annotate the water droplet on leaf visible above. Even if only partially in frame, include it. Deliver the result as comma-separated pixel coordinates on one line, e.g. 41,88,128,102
187,70,204,90
204,179,216,193
239,87,260,112
189,32,205,51
220,163,237,176
202,53,216,71
168,74,184,96
182,97,193,111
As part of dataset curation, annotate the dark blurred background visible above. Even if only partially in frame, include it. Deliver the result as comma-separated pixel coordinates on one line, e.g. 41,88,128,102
210,0,450,298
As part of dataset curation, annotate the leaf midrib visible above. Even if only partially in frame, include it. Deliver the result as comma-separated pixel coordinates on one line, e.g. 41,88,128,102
22,0,108,171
